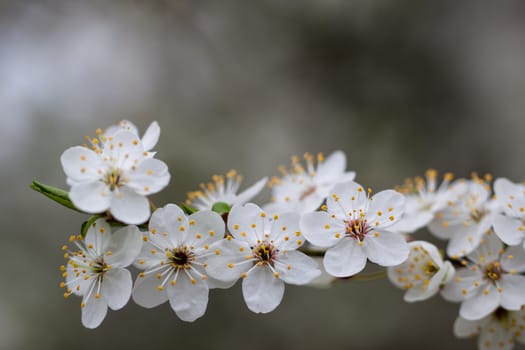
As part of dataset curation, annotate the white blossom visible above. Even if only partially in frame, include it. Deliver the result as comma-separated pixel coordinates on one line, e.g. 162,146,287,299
61,130,170,224
441,232,525,320
265,151,355,215
61,219,142,329
492,178,525,249
205,203,321,313
390,169,456,233
186,170,267,211
388,240,455,302
454,308,525,350
428,178,495,258
300,181,409,278
132,204,227,322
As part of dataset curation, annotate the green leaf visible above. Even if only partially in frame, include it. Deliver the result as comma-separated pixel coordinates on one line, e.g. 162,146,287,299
211,202,231,214
80,214,104,238
30,180,81,212
180,203,199,215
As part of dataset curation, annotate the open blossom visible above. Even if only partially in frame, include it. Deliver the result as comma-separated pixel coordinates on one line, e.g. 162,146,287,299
388,241,455,302
265,151,356,215
61,130,170,224
104,120,160,153
454,308,525,350
61,219,142,329
205,203,321,313
186,170,267,211
428,178,495,258
301,181,409,278
441,232,525,320
390,169,455,233
492,178,525,249
132,204,227,322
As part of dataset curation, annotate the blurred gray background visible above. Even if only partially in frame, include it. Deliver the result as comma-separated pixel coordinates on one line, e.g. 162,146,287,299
2,0,525,349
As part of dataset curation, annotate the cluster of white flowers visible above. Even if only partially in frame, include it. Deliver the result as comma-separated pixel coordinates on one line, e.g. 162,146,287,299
43,120,525,349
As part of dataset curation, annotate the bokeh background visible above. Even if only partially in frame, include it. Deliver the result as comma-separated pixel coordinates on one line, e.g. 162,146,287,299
2,1,525,349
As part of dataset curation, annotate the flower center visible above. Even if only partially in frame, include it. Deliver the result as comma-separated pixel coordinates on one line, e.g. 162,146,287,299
470,208,486,223
252,242,278,265
485,261,503,281
344,218,370,241
167,246,194,269
92,258,110,275
105,169,123,191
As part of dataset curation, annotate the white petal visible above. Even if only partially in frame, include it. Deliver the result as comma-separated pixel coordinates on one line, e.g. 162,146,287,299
270,212,303,250
460,284,500,320
101,268,132,310
501,245,525,273
81,288,108,329
132,272,169,308
102,131,145,168
493,214,525,246
234,177,268,205
149,204,188,247
105,120,139,136
478,318,515,350
316,150,346,181
364,231,409,267
227,203,265,244
110,187,150,225
389,211,434,234
441,267,484,302
84,218,112,255
447,225,483,258
275,250,321,285
326,181,368,218
453,316,482,338
367,190,406,228
242,265,285,313
127,158,170,196
205,239,251,282
324,237,367,277
300,211,346,248
499,274,525,310
467,232,503,265
69,182,110,213
61,146,103,183
186,210,225,249
141,121,160,151
167,272,209,322
105,225,143,267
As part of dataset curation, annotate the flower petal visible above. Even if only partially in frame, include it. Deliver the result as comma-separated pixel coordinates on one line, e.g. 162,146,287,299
478,318,515,350
149,204,189,247
234,177,268,205
501,245,525,273
453,316,482,338
499,274,525,310
110,187,150,225
242,265,285,313
326,181,368,219
186,210,225,249
270,212,303,250
167,271,209,322
364,231,409,267
141,121,160,151
101,268,132,310
324,237,367,277
127,158,170,196
132,272,169,308
367,190,406,228
81,288,108,329
61,146,103,183
493,214,525,246
441,267,484,302
460,284,500,320
105,225,143,267
275,250,321,285
69,181,110,214
228,203,265,244
84,218,113,256
205,239,251,282
300,211,346,248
